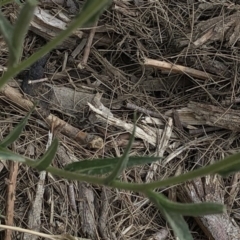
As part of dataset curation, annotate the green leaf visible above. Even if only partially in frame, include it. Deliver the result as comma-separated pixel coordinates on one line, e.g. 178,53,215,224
0,11,14,53
0,0,111,88
0,0,13,6
0,0,23,6
104,118,136,184
162,209,194,240
147,190,193,240
29,138,59,171
151,192,225,216
64,156,161,175
9,0,38,66
80,0,111,27
0,107,34,148
0,147,27,162
214,152,240,177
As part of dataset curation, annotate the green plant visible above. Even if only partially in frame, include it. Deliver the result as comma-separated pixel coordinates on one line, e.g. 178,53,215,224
0,1,239,239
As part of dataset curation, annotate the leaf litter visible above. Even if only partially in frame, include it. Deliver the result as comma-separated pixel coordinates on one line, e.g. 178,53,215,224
1,0,240,239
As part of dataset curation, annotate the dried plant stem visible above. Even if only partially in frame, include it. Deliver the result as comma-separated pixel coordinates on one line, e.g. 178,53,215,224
81,21,98,66
5,159,19,240
143,57,214,80
0,84,103,149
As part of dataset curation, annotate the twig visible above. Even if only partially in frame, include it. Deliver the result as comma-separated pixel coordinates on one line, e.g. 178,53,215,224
0,84,103,149
221,97,240,106
71,38,88,59
28,78,48,84
226,172,240,207
23,131,52,240
143,57,214,80
88,102,159,146
146,118,173,182
78,182,98,239
99,188,111,240
189,126,220,135
5,145,19,240
126,102,162,118
81,21,98,67
68,183,77,212
0,224,91,240
173,109,184,132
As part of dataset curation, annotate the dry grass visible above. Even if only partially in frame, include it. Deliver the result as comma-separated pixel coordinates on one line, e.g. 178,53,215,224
1,0,240,239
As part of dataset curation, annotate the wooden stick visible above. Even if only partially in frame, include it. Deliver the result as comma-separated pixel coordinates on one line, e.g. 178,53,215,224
0,84,103,149
143,57,214,80
81,21,98,67
5,159,19,240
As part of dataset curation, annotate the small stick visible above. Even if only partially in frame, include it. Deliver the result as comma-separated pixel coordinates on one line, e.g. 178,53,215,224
143,57,214,80
23,131,52,240
28,78,48,84
5,147,19,240
0,224,91,240
99,188,111,239
173,109,184,132
221,98,240,106
68,183,77,212
189,126,220,135
62,51,68,71
0,84,103,149
126,102,162,118
81,21,98,66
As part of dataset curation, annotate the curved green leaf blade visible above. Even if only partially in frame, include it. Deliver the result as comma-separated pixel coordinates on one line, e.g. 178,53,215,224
0,147,27,162
81,0,111,27
0,0,111,88
0,0,12,6
214,152,240,177
64,156,161,175
104,117,136,184
0,11,14,51
0,107,34,148
147,190,193,240
0,0,23,6
10,0,38,66
153,192,225,216
162,210,194,240
32,138,59,171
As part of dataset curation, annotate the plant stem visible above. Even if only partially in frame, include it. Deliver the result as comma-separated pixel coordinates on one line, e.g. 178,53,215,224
0,0,111,88
46,152,240,192
46,166,106,185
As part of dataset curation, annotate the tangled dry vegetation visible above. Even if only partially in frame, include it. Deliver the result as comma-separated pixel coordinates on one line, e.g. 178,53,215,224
1,0,240,239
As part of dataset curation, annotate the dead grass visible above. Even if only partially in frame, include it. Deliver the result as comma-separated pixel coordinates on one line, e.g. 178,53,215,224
1,0,240,239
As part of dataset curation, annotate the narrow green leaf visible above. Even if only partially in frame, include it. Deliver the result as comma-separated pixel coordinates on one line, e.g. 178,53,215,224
0,0,24,6
162,209,194,240
147,190,193,240
64,156,161,175
150,192,225,216
117,152,240,192
0,0,111,88
0,107,34,148
0,0,13,6
104,118,136,184
214,152,240,177
81,0,111,27
9,0,38,66
31,138,59,171
0,11,14,53
0,147,27,162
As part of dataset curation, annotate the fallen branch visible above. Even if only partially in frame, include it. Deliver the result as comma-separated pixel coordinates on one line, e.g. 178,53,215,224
0,84,103,149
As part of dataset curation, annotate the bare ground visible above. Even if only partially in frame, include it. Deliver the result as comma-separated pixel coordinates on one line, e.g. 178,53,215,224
1,0,240,239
